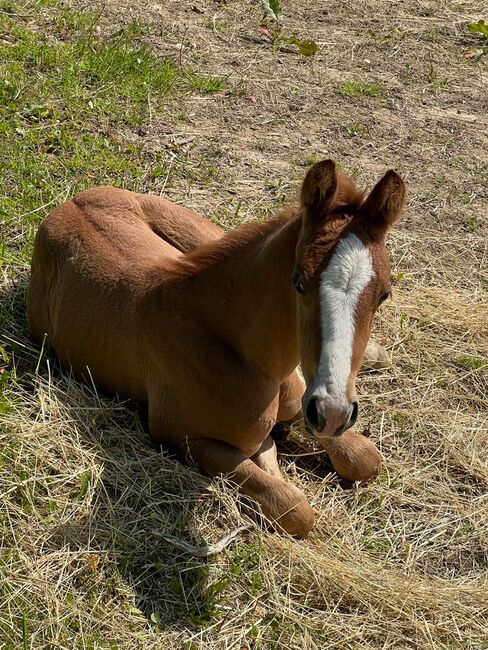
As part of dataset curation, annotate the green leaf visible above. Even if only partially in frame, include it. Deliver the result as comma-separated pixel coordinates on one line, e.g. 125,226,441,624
261,0,281,23
0,369,10,392
269,0,282,20
468,20,488,37
150,612,161,624
295,38,318,57
0,346,9,365
283,36,319,57
78,471,90,499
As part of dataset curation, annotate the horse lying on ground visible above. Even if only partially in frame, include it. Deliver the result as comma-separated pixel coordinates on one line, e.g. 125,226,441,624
27,160,405,537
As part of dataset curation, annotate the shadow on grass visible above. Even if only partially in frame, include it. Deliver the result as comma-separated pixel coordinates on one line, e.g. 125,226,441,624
0,276,238,634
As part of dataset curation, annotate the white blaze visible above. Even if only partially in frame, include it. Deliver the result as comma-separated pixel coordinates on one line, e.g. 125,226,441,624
314,233,374,401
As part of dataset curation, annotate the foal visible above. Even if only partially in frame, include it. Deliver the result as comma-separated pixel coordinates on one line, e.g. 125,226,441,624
27,160,405,537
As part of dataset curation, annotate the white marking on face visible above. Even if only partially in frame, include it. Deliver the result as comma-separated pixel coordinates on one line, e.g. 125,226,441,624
313,233,374,404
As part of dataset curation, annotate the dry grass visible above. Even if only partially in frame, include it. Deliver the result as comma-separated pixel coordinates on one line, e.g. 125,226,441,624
1,0,487,648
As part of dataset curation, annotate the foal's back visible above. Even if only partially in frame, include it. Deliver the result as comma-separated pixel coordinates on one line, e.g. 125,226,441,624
27,186,220,399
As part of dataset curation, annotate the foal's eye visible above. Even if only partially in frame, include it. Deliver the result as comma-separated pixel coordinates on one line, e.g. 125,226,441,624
378,290,391,305
292,271,305,295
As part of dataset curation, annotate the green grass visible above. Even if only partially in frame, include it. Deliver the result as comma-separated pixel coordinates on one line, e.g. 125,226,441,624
184,70,227,93
0,0,224,271
337,80,382,98
456,355,486,371
344,121,370,138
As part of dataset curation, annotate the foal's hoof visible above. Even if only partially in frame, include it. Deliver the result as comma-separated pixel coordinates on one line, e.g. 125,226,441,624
362,340,390,370
321,430,382,483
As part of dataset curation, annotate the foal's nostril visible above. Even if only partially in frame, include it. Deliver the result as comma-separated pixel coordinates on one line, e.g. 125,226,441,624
306,397,326,432
349,401,359,427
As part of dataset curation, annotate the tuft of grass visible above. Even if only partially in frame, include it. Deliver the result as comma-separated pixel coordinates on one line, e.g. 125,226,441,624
184,70,227,94
337,80,383,98
304,153,323,165
456,355,486,371
344,121,370,138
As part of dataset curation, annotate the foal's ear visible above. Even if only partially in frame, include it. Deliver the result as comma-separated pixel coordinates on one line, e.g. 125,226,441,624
301,160,338,222
360,170,406,240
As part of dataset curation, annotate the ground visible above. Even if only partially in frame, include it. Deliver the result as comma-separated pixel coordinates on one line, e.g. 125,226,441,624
0,0,487,648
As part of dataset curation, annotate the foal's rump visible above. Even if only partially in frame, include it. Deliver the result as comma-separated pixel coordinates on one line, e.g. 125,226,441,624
26,186,190,401
136,193,223,253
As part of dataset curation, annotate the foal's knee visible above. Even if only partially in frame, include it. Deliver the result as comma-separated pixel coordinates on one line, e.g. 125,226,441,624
321,430,382,482
263,482,315,538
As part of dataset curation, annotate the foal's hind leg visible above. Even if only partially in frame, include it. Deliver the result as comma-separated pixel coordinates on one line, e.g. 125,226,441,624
182,438,314,538
271,370,305,440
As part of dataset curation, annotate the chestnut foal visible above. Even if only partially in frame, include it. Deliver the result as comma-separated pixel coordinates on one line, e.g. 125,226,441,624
27,160,405,537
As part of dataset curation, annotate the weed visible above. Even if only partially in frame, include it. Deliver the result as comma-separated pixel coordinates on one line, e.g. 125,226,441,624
259,0,318,57
465,20,488,60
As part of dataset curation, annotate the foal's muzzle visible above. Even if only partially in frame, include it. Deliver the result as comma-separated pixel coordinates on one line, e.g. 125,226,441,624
305,396,359,437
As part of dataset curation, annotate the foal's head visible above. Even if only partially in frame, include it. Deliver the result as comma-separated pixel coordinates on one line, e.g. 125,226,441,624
294,160,405,439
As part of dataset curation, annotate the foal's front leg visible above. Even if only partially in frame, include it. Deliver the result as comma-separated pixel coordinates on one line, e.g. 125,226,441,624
251,434,280,477
320,431,382,483
271,369,382,482
182,437,314,538
271,370,305,440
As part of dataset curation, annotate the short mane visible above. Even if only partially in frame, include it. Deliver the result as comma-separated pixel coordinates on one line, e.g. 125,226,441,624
167,208,296,279
165,172,364,280
332,170,365,213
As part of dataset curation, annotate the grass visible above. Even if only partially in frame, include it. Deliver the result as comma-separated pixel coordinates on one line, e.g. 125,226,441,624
337,80,383,99
344,121,370,138
185,71,227,94
1,0,488,648
0,0,224,271
456,355,486,371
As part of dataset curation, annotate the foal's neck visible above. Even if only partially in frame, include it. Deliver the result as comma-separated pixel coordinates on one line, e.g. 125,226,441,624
193,211,303,382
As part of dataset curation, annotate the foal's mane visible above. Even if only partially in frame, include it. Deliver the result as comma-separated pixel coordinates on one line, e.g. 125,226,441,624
166,173,364,280
167,208,297,279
